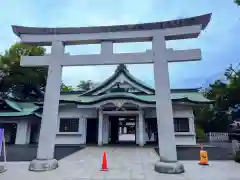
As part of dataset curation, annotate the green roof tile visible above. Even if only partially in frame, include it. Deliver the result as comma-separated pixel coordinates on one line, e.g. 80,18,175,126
0,91,211,117
5,99,22,111
59,91,212,104
0,100,39,117
0,111,34,117
0,64,212,117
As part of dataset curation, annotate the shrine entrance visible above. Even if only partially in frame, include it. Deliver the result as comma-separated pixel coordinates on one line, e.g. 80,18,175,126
109,116,136,145
86,118,98,144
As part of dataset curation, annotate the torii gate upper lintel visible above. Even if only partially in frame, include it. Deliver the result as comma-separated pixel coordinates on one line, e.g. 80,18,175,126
11,13,211,174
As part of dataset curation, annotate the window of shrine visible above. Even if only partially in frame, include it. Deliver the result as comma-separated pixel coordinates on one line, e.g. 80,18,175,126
59,118,79,132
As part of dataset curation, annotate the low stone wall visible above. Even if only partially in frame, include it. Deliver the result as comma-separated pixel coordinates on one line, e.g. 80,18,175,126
0,145,83,162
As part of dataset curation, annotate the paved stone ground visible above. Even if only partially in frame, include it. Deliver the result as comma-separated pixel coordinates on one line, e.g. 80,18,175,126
119,134,135,141
0,147,240,180
0,145,83,161
1,142,234,161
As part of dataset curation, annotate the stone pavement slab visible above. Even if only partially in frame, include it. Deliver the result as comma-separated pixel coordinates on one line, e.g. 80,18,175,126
0,147,240,180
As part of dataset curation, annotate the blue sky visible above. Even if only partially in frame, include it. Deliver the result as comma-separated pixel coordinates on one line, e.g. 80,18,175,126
0,0,240,89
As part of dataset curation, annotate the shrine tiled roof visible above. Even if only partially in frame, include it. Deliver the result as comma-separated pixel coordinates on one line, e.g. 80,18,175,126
0,90,212,117
81,64,155,96
0,63,213,117
59,91,212,104
0,99,39,117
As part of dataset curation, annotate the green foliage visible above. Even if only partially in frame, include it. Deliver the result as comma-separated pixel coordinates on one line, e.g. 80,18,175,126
61,82,73,92
76,80,94,91
195,64,240,132
234,150,240,163
235,0,240,6
0,43,47,97
195,126,206,140
0,42,97,97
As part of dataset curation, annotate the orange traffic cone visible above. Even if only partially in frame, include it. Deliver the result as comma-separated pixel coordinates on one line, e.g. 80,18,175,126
199,145,209,165
101,152,109,171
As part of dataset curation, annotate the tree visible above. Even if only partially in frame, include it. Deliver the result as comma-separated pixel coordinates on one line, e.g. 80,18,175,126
195,63,240,132
0,43,47,98
235,0,240,6
224,64,240,109
76,80,94,91
61,82,73,92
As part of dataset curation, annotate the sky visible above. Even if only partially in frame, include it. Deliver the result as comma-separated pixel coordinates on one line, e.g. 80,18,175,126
0,0,240,89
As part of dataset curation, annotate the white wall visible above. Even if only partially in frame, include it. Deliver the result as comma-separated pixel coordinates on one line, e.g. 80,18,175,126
144,105,196,145
175,135,196,145
58,105,97,118
103,115,109,144
55,134,84,144
55,105,97,145
12,104,196,145
136,117,139,144
9,105,97,145
15,120,31,144
144,105,194,119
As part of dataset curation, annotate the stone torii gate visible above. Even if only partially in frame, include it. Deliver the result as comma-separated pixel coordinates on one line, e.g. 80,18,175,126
12,13,211,174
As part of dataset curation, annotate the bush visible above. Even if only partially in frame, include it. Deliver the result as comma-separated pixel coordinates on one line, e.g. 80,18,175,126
196,127,206,140
234,150,240,163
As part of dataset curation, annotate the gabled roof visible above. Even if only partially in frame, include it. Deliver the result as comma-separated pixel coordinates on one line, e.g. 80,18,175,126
0,64,213,117
81,64,155,95
0,90,213,117
58,91,213,105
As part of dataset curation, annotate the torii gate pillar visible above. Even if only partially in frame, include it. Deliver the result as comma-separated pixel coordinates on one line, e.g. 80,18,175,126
12,13,211,174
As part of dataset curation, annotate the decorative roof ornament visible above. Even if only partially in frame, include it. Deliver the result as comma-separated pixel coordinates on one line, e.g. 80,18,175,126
115,64,128,72
113,99,126,109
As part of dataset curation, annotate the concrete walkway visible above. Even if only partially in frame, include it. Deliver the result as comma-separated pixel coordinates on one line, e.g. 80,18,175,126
0,147,240,180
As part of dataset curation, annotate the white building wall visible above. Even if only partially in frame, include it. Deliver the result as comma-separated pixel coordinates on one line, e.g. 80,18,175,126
144,105,196,145
136,117,139,145
55,134,84,144
103,115,109,144
175,135,196,145
12,104,196,146
56,105,97,145
15,120,31,144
